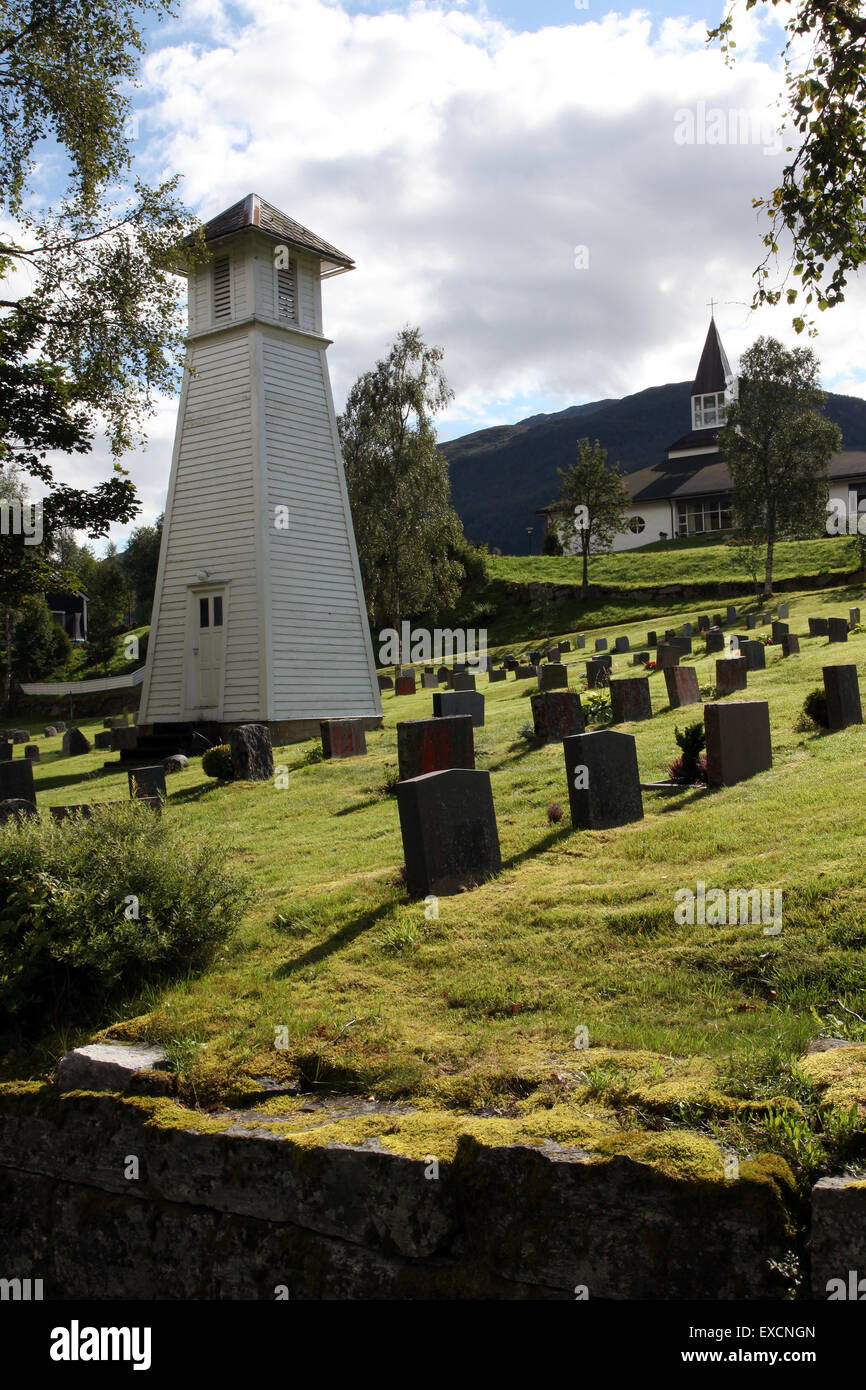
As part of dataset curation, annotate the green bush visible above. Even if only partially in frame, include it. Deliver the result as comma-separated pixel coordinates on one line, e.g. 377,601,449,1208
802,687,829,728
0,803,251,1034
202,743,234,779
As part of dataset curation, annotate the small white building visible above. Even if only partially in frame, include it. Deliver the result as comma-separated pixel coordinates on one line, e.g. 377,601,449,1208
138,194,382,742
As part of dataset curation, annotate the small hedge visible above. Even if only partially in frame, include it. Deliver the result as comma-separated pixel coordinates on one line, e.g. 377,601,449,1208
802,687,829,728
0,803,251,1035
202,743,234,780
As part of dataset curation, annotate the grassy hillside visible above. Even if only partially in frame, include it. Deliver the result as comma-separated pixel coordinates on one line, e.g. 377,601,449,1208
5,580,866,1185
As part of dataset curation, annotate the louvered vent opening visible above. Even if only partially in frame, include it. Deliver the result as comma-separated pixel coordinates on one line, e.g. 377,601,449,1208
277,262,296,322
213,256,231,320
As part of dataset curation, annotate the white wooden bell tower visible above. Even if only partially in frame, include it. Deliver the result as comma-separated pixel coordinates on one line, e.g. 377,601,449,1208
138,194,382,741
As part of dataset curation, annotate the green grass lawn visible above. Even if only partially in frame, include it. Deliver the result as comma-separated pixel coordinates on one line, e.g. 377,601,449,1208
6,581,866,1184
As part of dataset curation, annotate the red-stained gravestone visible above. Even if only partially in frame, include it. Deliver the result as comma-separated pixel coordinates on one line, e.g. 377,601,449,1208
664,665,701,709
609,676,652,723
396,715,475,781
716,657,748,695
530,691,585,742
320,719,367,759
395,674,417,695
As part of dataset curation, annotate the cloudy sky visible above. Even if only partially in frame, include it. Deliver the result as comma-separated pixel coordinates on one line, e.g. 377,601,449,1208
23,0,866,541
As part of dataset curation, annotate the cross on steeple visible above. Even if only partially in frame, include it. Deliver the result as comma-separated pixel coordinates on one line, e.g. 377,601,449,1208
706,297,717,319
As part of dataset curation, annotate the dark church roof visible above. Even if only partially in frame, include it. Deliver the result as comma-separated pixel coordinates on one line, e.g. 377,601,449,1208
200,194,354,274
692,318,732,395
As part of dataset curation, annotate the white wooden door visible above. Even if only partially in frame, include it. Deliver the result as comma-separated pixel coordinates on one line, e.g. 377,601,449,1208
192,590,226,711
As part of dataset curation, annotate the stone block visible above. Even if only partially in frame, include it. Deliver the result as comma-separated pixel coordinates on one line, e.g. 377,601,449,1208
320,719,367,759
513,666,538,681
646,631,657,648
632,651,650,666
746,612,757,629
575,634,585,649
771,621,789,644
697,615,710,632
377,674,394,690
776,603,789,619
56,1042,170,1094
585,660,609,689
488,668,507,683
563,729,643,830
396,768,501,897
850,608,860,628
704,700,772,787
111,727,138,751
726,606,737,624
420,671,439,690
0,799,38,825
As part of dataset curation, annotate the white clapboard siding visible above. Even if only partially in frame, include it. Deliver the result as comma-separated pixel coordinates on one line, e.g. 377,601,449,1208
139,202,380,729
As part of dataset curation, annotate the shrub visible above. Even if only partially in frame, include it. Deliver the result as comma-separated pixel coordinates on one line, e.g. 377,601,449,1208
802,687,829,729
581,689,613,725
669,721,708,784
546,802,564,824
0,803,251,1034
202,743,234,779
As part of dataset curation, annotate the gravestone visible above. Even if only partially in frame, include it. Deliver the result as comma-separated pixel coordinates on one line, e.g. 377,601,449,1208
109,715,130,728
681,622,692,637
433,689,485,728
43,726,57,738
697,616,710,632
575,634,585,649
437,665,451,683
647,631,657,648
559,640,571,652
823,665,863,730
706,630,725,654
828,618,848,644
664,629,676,641
808,617,829,637
563,729,643,830
761,610,772,625
128,765,167,801
712,614,723,629
488,668,507,683
609,677,652,723
12,730,29,744
453,672,476,692
538,662,568,692
704,701,772,787
320,719,367,759
595,637,608,652
94,731,113,750
453,664,466,675
50,804,94,822
397,715,475,781
529,650,542,665
530,691,584,742
55,721,66,732
229,724,274,781
656,644,680,668
850,608,860,628
746,612,756,630
544,646,561,662
715,657,748,695
514,665,538,680
24,744,39,761
420,671,438,690
0,742,11,762
111,727,138,751
664,666,701,709
777,603,789,619
771,621,789,644
614,636,630,653
62,728,91,757
669,636,692,656
781,634,800,657
395,674,417,695
0,798,37,825
585,660,610,689
632,651,650,666
0,759,36,805
163,754,189,773
396,768,501,897
729,636,740,652
741,640,766,672
726,606,737,624
377,674,394,690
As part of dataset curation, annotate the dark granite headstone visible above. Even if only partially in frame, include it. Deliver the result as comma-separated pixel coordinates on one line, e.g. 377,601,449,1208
741,640,766,671
656,644,680,668
712,614,723,629
594,637,608,652
453,672,476,692
488,668,507,683
669,636,692,656
823,665,863,730
771,621,789,644
614,635,630,653
746,612,757,630
761,610,772,625
0,741,11,762
128,765,167,801
585,660,610,689
705,630,725,654
529,651,542,666
632,651,650,665
563,729,643,829
437,665,451,683
514,665,538,681
715,657,748,695
697,615,710,632
538,662,568,692
828,618,848,644
395,674,417,695
50,804,94,822
109,716,130,728
320,719,367,759
62,728,91,757
12,730,29,744
229,724,274,781
503,655,519,670
530,691,584,742
420,671,438,690
377,674,394,690
0,797,37,824
575,634,585,649
433,690,485,728
808,617,829,637
0,759,36,805
850,608,860,628
726,606,737,624
43,726,57,738
559,640,571,653
111,726,138,751
94,731,113,750
397,715,475,781
24,744,39,761
781,634,800,657
609,677,652,723
544,646,561,662
664,666,701,709
396,768,501,897
647,631,658,648
704,701,772,787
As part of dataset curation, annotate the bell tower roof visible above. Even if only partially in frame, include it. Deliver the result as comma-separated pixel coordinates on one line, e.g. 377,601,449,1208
200,193,355,278
692,316,732,396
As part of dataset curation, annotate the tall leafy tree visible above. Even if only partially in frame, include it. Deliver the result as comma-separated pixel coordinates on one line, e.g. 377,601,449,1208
0,0,205,544
339,327,468,630
120,515,163,619
554,438,630,598
85,554,128,673
716,337,841,598
709,0,866,331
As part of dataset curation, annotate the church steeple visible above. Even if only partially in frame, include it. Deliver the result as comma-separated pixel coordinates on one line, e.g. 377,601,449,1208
691,316,735,431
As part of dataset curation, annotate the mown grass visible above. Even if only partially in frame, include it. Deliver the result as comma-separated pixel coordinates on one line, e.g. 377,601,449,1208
4,578,866,1180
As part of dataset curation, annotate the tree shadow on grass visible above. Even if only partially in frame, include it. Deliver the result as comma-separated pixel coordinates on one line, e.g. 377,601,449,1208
273,901,397,977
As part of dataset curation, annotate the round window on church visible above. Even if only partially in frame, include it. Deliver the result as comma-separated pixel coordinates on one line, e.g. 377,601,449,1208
628,515,646,535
